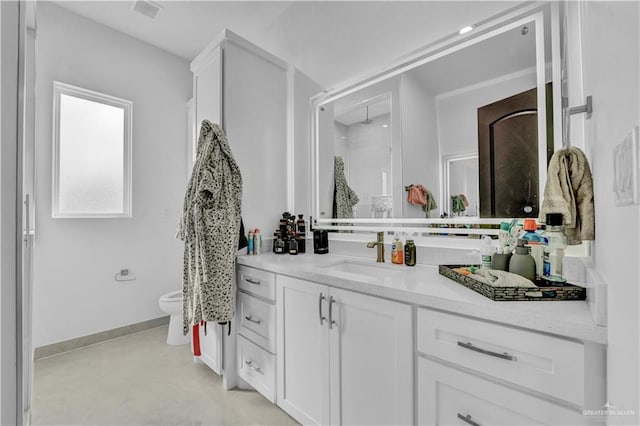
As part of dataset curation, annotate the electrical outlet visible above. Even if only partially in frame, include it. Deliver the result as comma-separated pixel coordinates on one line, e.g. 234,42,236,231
613,126,639,206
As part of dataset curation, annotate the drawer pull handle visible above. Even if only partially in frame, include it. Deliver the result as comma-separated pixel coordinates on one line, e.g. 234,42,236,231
244,315,261,325
245,360,264,375
319,293,326,325
457,341,517,361
244,277,261,285
457,413,481,426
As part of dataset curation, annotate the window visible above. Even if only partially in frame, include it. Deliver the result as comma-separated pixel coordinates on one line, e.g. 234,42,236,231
52,82,132,218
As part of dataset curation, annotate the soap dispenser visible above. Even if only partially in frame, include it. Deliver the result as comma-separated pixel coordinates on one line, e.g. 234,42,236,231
508,239,536,282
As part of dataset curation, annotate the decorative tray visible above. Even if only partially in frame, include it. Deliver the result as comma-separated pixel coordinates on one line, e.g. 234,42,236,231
439,264,587,301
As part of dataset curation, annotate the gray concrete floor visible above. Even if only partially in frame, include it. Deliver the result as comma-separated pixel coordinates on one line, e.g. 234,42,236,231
31,325,298,426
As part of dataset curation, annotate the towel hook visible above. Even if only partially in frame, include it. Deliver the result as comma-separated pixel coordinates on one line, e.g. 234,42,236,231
568,95,593,119
562,95,593,148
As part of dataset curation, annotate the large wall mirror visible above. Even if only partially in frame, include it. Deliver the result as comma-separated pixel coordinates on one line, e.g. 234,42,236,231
312,2,562,230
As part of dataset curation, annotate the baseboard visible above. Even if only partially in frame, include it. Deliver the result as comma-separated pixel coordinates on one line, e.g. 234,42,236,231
34,316,170,360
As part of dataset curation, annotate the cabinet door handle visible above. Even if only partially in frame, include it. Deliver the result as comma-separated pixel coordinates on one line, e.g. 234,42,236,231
457,413,481,426
244,276,261,285
328,296,337,329
319,293,326,325
244,315,261,325
457,341,517,361
244,360,264,375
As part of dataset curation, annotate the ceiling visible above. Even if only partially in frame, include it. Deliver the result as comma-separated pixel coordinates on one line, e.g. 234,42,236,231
51,0,522,89
408,21,539,96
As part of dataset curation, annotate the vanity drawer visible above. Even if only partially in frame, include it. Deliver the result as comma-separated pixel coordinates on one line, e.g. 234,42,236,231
237,265,275,301
237,291,276,353
238,334,276,403
418,357,587,425
417,308,586,406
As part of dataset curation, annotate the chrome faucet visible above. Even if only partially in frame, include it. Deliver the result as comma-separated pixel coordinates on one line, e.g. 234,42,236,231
366,231,385,263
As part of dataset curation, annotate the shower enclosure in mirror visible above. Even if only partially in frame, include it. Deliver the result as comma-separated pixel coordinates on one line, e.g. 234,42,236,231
311,2,562,232
333,94,393,218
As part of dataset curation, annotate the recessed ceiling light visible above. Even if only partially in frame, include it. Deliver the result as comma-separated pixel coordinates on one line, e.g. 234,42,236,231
382,124,389,128
459,25,474,35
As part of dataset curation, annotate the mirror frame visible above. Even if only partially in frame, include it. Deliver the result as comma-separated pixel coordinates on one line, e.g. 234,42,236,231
310,2,562,232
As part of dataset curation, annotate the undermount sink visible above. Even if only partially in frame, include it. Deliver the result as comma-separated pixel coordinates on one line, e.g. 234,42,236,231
328,260,406,280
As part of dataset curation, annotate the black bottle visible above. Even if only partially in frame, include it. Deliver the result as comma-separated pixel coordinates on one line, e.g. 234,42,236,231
295,214,306,254
296,214,306,235
288,236,298,255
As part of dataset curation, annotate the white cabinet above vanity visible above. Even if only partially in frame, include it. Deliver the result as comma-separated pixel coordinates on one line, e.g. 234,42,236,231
190,29,288,236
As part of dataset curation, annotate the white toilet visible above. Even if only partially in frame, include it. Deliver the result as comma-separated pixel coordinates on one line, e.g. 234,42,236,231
158,290,189,345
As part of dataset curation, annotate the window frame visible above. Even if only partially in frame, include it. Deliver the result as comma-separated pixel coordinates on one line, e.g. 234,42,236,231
52,81,133,218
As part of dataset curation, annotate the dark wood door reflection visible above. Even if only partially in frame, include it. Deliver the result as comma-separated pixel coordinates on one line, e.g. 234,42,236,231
478,84,553,218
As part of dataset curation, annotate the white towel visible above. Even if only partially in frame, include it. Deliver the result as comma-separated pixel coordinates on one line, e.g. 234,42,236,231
540,147,595,245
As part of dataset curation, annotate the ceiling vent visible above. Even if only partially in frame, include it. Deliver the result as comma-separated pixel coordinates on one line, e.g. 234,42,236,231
131,0,163,20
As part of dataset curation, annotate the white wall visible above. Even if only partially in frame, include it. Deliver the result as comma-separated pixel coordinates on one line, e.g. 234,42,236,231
33,3,191,347
576,1,640,422
400,72,440,218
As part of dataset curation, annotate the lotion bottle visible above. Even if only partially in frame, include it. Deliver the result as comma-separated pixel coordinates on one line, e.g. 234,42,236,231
391,234,403,264
509,239,536,282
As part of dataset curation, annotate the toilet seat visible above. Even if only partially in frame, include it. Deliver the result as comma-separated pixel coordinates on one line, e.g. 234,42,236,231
160,290,182,303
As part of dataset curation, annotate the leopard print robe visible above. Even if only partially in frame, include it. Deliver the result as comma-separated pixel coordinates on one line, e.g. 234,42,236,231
176,121,242,334
332,156,359,219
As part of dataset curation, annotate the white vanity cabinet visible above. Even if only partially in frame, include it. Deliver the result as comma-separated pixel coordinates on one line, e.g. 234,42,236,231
418,357,587,426
276,275,413,425
197,322,223,375
416,308,606,425
236,265,277,402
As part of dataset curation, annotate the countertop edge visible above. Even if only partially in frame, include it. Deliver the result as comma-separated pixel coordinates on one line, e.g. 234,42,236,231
237,254,608,345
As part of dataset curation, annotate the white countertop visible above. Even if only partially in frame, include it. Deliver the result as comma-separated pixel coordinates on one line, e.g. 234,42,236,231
237,252,607,344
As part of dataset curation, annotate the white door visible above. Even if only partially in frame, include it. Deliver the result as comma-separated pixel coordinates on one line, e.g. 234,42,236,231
199,321,223,375
328,288,413,426
276,276,330,425
21,8,37,425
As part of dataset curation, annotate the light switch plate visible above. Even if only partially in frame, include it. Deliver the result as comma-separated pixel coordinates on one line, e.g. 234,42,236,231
613,126,639,206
